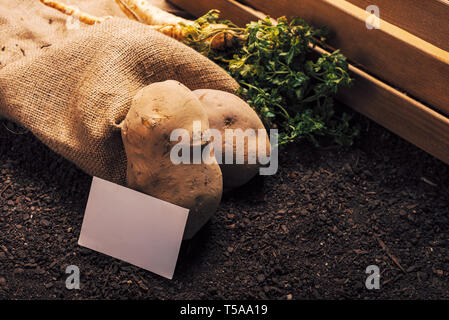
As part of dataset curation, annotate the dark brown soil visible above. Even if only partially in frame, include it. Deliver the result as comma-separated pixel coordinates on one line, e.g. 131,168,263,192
0,118,448,299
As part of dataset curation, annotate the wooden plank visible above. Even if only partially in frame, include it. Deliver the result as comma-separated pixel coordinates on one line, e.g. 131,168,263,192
169,0,265,22
339,64,449,165
346,0,449,52
233,0,449,117
169,0,449,165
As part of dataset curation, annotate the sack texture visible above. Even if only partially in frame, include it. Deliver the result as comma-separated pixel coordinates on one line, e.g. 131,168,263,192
0,0,239,185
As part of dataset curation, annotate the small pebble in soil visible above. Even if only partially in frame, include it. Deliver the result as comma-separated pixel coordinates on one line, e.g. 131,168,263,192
13,268,24,275
257,274,265,282
44,283,53,289
40,219,50,227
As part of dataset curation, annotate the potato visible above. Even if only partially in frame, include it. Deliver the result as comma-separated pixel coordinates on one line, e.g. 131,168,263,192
120,80,222,239
193,89,271,190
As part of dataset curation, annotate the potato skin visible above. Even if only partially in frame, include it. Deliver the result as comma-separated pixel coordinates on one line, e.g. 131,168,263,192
121,80,223,239
194,89,271,190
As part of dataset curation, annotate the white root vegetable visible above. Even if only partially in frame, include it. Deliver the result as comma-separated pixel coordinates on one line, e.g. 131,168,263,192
114,0,139,21
194,89,271,190
40,0,244,50
120,81,223,239
116,0,193,26
39,0,108,24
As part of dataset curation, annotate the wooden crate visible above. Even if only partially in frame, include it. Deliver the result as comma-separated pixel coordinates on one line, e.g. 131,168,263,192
169,0,449,165
346,0,449,52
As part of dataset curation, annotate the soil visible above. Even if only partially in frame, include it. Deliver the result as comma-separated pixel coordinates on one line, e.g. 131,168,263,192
0,118,448,299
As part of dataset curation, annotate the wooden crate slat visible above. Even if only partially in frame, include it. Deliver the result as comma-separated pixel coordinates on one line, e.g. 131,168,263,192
346,0,449,52
169,0,264,22
169,0,449,165
230,0,449,117
340,65,449,165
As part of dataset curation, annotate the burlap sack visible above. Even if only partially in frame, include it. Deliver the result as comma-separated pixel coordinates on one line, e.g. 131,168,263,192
0,0,239,185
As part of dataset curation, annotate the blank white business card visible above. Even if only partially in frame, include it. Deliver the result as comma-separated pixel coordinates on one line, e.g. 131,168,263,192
78,177,189,279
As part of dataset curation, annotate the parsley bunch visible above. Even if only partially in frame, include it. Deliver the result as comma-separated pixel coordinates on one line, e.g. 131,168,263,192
187,13,359,146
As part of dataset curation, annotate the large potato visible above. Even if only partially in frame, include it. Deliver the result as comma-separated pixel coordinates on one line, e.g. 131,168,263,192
120,80,222,239
194,89,271,190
